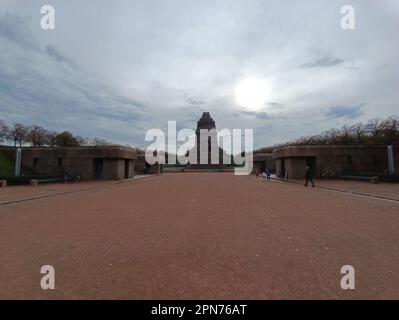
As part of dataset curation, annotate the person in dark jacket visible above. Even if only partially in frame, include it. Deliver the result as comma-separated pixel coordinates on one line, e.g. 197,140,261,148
266,168,271,181
304,165,315,187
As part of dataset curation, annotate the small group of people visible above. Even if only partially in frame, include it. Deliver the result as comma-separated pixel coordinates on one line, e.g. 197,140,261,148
255,165,315,187
255,168,272,181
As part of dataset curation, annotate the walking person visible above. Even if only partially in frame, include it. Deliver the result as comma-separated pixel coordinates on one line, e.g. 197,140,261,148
261,171,267,181
255,168,260,179
304,164,315,187
266,168,271,181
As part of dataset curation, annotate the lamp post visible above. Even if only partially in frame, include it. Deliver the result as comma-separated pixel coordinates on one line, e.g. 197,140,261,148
387,145,394,175
15,147,21,177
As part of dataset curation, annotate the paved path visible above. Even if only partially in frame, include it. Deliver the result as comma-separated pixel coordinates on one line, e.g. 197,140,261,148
1,173,398,299
0,175,155,205
278,177,399,202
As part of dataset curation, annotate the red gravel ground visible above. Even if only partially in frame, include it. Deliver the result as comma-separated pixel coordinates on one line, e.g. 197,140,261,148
0,180,111,204
1,173,398,299
288,178,399,201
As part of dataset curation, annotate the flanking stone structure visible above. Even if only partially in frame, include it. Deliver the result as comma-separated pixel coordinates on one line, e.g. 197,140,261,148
273,145,390,179
0,146,136,180
134,150,163,175
253,153,275,173
395,145,399,176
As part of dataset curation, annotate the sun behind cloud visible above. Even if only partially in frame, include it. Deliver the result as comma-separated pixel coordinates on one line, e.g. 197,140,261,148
234,78,273,111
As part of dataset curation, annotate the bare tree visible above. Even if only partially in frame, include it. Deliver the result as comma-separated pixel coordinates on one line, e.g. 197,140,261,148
0,119,10,144
265,115,399,151
378,116,399,144
27,126,49,147
339,124,353,144
75,135,89,146
46,131,58,147
9,123,29,147
321,128,341,145
91,137,112,146
365,118,381,143
350,123,365,144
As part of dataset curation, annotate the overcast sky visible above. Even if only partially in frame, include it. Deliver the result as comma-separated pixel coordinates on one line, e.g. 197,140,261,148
0,0,398,149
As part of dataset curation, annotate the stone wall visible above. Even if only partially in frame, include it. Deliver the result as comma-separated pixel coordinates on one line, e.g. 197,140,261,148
394,145,399,175
273,145,389,179
134,152,147,174
0,146,136,180
253,153,275,173
134,152,162,175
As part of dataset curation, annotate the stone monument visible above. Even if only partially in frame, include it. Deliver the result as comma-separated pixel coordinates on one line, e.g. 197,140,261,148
188,112,227,169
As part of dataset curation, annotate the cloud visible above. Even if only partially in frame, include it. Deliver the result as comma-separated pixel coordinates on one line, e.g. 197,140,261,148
181,93,206,106
240,111,270,120
186,97,206,106
325,104,365,120
0,12,148,146
239,109,289,121
0,1,398,149
267,102,284,108
300,54,344,69
0,12,40,51
45,44,75,68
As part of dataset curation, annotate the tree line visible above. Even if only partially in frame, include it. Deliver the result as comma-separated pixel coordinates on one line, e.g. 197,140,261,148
256,116,399,154
0,119,115,148
3,116,398,151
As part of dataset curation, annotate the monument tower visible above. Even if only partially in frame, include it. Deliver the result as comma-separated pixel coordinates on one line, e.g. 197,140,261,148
188,112,225,168
195,112,216,136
